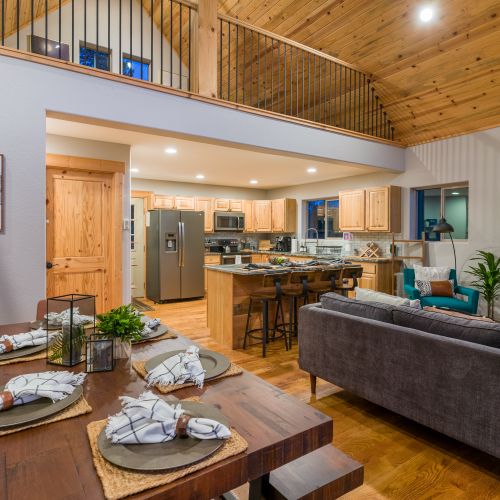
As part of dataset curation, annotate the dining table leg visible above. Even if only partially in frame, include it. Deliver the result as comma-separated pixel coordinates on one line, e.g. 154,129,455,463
248,473,270,500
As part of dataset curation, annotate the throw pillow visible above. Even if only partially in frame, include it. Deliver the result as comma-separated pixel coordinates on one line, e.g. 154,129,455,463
355,287,413,306
415,279,455,297
413,264,450,281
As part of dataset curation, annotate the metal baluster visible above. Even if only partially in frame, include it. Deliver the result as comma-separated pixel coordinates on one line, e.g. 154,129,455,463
1,0,4,46
16,0,19,49
170,0,173,86
129,0,132,73
388,119,391,140
257,32,260,108
140,0,143,80
362,74,366,133
31,0,34,45
264,35,267,110
283,44,287,114
44,0,47,54
376,96,379,136
72,0,75,62
219,19,222,98
188,7,191,90
323,59,327,124
97,0,99,58
108,0,111,65
277,40,280,112
243,28,246,105
229,22,232,101
349,69,353,130
271,38,274,111
250,30,253,106
339,65,343,127
357,72,361,132
333,63,337,126
302,50,305,118
151,0,153,82
313,55,316,122
179,4,182,88
328,61,332,125
289,45,293,115
296,45,299,116
160,0,163,83
307,53,311,120
384,112,388,139
236,25,239,103
58,0,62,59
391,126,395,141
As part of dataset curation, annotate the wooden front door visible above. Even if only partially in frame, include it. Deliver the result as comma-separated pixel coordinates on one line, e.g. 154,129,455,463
46,166,119,313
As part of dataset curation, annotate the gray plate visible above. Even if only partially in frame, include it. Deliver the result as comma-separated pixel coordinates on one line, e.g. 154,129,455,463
145,349,231,380
97,400,229,471
0,385,83,429
0,343,47,361
133,318,168,343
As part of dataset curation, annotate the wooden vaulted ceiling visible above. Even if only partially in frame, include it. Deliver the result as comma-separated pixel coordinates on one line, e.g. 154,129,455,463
218,0,500,145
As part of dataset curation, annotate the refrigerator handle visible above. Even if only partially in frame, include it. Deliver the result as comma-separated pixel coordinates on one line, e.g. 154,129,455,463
178,221,183,267
179,221,185,267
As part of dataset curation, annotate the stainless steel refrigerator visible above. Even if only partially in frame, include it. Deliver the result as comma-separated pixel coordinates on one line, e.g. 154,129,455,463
146,210,205,302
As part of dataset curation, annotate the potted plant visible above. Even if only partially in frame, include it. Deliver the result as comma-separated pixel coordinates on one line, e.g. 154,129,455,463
465,250,500,320
96,304,144,359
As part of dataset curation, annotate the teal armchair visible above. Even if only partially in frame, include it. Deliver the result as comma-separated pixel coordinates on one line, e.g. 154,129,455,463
404,268,479,314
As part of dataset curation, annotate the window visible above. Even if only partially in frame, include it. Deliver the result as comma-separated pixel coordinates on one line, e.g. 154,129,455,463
79,44,110,70
122,56,150,81
415,185,468,240
306,199,342,239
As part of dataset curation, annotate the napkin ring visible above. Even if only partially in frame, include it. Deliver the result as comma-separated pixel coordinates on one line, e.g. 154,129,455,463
176,414,191,439
0,391,14,410
0,340,13,353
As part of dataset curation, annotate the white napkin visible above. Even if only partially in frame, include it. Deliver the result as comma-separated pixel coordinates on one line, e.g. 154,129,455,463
145,346,205,388
141,318,161,338
0,328,55,354
105,391,231,444
0,371,86,411
45,307,94,325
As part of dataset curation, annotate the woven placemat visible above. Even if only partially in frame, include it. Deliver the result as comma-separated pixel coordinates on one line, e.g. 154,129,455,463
0,396,92,436
132,331,178,345
0,350,46,366
132,360,243,394
87,418,248,500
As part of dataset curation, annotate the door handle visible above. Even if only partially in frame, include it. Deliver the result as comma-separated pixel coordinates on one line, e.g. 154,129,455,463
180,222,185,267
46,261,58,269
178,222,185,268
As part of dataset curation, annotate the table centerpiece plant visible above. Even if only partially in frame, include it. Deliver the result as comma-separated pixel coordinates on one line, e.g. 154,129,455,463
96,304,144,359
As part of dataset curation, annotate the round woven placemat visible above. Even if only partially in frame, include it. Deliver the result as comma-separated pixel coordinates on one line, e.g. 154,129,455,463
132,331,178,345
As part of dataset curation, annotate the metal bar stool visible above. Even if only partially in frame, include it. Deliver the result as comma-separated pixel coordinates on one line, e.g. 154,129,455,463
336,266,364,296
282,271,317,345
243,273,289,357
308,268,344,302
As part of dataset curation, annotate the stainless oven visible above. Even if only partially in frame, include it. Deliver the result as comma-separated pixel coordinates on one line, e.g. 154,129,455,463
214,212,245,232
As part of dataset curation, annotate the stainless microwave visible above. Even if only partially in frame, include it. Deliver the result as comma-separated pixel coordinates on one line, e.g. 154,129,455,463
214,212,245,231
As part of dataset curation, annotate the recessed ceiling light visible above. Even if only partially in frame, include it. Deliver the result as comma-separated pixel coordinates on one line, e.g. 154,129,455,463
165,147,177,155
307,167,317,173
249,179,258,184
196,174,205,179
130,168,139,173
451,191,460,195
419,6,434,22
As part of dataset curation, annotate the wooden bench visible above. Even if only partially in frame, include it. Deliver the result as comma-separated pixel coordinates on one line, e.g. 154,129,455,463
265,444,364,499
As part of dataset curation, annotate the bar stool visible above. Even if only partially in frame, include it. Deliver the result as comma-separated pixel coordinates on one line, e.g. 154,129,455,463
308,268,344,302
336,266,364,296
243,273,289,357
282,271,317,345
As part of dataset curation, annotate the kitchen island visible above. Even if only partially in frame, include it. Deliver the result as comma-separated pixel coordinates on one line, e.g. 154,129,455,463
206,261,362,349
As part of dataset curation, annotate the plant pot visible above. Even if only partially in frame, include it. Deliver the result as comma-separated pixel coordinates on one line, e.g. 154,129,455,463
114,339,132,359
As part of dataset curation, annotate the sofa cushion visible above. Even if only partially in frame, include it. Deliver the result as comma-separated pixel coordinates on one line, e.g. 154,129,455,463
320,292,395,324
393,306,500,348
354,287,420,308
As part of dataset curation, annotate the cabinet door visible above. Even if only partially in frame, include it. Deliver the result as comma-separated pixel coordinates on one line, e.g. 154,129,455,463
229,199,243,212
339,190,365,231
358,274,376,290
271,199,285,232
214,199,230,211
254,201,272,232
366,187,390,231
243,200,254,232
153,195,175,209
195,197,214,232
174,196,195,210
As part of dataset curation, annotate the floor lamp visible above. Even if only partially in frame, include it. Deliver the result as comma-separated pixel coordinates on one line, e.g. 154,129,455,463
432,218,457,271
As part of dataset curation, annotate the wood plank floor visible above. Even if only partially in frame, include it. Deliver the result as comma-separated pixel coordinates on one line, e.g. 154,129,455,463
143,298,500,499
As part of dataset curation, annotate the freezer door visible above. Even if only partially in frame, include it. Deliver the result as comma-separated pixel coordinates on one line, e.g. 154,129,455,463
180,211,205,298
159,210,181,300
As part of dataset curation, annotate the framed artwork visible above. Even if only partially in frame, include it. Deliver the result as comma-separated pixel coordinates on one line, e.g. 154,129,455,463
0,154,3,232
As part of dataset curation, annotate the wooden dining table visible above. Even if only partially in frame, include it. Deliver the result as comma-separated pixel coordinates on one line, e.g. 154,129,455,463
0,322,333,500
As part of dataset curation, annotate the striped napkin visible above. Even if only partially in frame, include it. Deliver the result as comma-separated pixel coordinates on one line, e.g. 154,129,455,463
0,371,86,411
141,318,161,338
105,391,231,444
45,307,94,325
0,328,55,355
145,346,205,388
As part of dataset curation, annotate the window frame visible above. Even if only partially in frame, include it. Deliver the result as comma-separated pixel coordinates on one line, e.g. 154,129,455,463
303,197,343,240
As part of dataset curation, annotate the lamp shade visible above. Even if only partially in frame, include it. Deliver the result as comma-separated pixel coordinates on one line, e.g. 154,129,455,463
432,218,454,233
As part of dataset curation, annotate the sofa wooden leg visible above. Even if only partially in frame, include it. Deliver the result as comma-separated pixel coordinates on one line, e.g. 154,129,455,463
310,374,317,395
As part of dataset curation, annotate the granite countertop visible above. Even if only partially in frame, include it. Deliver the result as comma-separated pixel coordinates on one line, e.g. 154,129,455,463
243,250,392,263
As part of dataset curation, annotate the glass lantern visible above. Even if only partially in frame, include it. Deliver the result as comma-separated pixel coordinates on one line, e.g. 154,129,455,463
86,333,115,372
46,294,95,367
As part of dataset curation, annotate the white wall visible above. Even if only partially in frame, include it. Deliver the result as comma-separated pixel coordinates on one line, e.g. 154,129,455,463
46,134,131,305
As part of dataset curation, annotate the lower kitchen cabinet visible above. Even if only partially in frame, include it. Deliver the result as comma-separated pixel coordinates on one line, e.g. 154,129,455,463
204,254,221,292
354,262,393,294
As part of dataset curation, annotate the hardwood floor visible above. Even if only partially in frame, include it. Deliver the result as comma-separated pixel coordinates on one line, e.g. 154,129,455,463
143,298,500,499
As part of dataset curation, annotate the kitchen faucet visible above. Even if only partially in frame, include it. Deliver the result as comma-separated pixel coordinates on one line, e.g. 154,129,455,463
305,227,319,254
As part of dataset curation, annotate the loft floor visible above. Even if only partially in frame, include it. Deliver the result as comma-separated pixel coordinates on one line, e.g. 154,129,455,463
142,298,500,499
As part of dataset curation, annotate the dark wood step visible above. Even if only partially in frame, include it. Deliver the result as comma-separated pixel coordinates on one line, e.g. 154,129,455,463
266,444,364,500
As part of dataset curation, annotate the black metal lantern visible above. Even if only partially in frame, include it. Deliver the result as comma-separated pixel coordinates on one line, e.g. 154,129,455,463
46,294,95,367
86,333,115,372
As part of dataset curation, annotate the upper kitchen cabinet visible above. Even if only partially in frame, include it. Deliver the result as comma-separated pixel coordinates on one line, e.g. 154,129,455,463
271,199,297,233
214,199,243,212
253,200,272,232
243,200,254,232
153,195,175,209
365,186,401,232
339,189,366,231
195,197,215,232
174,196,195,210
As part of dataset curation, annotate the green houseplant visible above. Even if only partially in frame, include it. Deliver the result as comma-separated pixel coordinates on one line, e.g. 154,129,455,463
96,304,144,358
465,251,500,320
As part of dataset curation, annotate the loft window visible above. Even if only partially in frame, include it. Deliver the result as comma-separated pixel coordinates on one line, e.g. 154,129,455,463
122,55,150,81
79,44,110,70
414,185,469,241
305,199,342,239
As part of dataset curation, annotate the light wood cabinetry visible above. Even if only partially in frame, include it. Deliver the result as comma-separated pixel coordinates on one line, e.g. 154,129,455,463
174,196,195,210
243,200,254,232
271,198,297,233
365,186,401,233
253,200,272,232
339,190,365,231
229,199,243,212
153,195,175,209
195,197,215,232
204,254,221,292
354,261,393,294
214,198,243,212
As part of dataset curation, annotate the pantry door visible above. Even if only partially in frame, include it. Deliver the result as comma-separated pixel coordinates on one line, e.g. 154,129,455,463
46,154,124,313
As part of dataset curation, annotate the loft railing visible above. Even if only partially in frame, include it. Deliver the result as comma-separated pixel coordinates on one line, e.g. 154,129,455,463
217,14,395,142
0,0,194,89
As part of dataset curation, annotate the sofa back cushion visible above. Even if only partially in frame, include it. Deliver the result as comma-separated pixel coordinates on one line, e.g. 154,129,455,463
320,292,395,324
393,306,500,348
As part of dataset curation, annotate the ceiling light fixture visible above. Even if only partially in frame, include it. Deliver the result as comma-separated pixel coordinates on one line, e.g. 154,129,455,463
130,168,139,173
165,147,177,155
307,167,317,173
196,174,205,179
249,179,258,184
419,6,434,22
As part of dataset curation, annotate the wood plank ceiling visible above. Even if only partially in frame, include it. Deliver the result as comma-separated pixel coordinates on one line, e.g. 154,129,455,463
218,0,500,145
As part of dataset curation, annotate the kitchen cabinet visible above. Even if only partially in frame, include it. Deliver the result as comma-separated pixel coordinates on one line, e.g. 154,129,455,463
339,190,365,231
174,196,195,210
243,200,254,232
271,198,297,233
253,200,272,232
365,186,401,233
153,195,175,209
195,197,215,232
214,199,243,212
352,261,393,295
204,254,221,292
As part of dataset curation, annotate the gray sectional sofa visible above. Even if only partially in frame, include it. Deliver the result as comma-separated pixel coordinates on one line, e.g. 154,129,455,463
298,293,500,458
